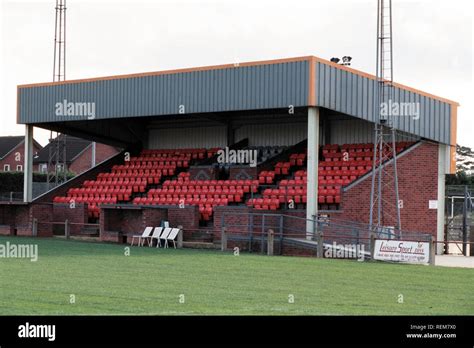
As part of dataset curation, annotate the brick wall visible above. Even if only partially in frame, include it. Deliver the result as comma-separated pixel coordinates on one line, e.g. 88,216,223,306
52,203,88,235
168,206,199,239
100,206,167,243
30,203,53,237
0,205,15,235
13,206,30,236
0,203,53,237
213,206,251,240
69,143,120,175
340,141,439,237
0,142,42,172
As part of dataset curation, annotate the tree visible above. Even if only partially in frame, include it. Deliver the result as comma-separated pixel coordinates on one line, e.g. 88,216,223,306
456,144,474,173
446,144,474,185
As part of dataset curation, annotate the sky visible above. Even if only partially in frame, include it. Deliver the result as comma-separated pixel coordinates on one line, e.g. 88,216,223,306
0,0,472,147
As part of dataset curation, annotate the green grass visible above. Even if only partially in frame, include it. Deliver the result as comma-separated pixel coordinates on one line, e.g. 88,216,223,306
0,236,472,315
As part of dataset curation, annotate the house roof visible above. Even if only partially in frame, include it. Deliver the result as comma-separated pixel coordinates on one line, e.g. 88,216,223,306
0,136,42,159
33,135,92,164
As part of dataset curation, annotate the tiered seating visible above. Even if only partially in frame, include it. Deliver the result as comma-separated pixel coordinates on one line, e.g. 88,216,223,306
53,148,219,219
289,153,307,166
248,142,414,210
258,171,276,184
133,179,259,221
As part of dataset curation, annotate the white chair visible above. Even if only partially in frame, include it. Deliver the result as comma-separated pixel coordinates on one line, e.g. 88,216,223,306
166,228,181,249
131,226,153,246
149,227,163,247
158,227,172,248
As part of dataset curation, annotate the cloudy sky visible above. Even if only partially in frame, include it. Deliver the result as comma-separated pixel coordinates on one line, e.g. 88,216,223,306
0,0,472,147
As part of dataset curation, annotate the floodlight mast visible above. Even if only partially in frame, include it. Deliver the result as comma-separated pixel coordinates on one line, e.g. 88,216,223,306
369,0,402,239
48,0,67,188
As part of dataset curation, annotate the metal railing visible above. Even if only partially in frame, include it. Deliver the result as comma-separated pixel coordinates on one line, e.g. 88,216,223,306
220,212,433,257
0,191,23,202
32,219,100,239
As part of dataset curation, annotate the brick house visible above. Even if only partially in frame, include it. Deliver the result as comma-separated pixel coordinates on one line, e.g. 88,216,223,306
0,136,42,172
33,135,120,175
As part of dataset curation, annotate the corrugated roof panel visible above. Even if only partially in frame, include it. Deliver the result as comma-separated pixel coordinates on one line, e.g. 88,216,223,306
315,61,453,144
17,57,454,144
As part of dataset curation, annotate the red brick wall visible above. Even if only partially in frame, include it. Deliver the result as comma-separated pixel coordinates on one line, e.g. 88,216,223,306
13,206,30,236
213,206,251,240
99,207,167,243
168,206,200,236
0,205,15,235
69,143,119,175
30,203,53,237
0,203,53,237
0,142,42,172
53,203,88,235
143,208,169,229
340,141,439,237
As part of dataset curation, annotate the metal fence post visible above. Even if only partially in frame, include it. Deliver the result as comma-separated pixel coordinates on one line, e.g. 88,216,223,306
65,219,70,239
267,229,274,256
429,235,436,266
370,233,376,260
279,215,283,255
462,185,468,256
316,230,324,258
249,214,254,252
354,228,360,260
32,218,38,237
221,227,227,251
177,225,183,248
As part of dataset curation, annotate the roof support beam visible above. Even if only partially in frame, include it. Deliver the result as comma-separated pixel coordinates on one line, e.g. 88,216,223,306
23,125,33,202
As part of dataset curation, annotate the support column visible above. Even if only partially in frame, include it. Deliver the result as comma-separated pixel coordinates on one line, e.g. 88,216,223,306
23,125,34,202
436,144,448,254
91,142,96,167
306,107,320,238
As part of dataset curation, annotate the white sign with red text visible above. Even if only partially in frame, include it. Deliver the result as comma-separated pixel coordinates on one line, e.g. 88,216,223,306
374,240,430,264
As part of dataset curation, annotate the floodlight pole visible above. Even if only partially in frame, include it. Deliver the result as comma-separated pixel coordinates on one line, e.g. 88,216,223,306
48,0,68,188
369,0,402,239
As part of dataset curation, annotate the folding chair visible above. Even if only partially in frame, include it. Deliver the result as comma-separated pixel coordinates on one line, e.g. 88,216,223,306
166,228,181,249
149,227,164,247
158,227,172,248
131,226,153,246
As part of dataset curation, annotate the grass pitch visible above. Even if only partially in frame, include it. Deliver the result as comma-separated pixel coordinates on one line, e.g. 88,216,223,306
0,236,472,315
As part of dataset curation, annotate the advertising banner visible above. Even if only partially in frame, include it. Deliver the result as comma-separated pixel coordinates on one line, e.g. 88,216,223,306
374,240,430,264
